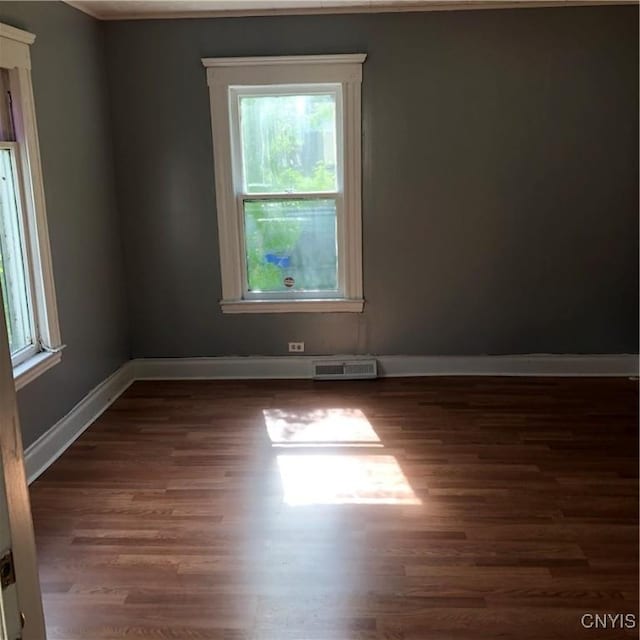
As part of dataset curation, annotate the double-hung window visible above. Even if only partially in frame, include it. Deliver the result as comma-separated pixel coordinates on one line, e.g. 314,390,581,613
203,55,366,313
0,23,62,388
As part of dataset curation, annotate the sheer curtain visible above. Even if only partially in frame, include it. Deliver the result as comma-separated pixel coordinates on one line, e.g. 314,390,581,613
0,70,14,142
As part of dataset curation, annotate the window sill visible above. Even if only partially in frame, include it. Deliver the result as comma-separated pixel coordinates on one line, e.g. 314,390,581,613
13,350,61,391
220,299,364,314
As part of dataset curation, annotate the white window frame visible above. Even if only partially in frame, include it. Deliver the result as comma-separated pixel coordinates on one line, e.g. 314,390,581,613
0,23,62,389
203,54,366,314
0,140,39,368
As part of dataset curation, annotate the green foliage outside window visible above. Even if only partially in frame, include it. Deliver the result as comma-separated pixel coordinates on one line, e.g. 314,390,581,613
240,93,338,291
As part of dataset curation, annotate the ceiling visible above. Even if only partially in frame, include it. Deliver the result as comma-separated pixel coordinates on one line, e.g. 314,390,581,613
65,0,635,20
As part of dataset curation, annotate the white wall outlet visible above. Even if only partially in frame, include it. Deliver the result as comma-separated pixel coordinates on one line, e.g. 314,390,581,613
288,342,305,353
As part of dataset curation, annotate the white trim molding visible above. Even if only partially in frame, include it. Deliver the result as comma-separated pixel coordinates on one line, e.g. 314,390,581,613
132,353,639,380
221,299,364,314
203,54,365,314
25,353,637,484
202,54,367,69
0,24,34,69
0,23,35,46
65,1,638,21
13,350,61,391
24,363,134,483
376,354,639,377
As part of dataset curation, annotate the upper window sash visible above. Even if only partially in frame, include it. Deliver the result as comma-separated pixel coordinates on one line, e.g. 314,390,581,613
229,83,344,197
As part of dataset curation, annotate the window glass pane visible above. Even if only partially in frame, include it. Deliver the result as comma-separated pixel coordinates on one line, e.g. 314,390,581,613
244,199,338,293
240,93,337,194
0,148,33,356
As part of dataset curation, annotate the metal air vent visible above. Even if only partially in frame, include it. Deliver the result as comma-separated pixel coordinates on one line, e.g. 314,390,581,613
312,359,378,380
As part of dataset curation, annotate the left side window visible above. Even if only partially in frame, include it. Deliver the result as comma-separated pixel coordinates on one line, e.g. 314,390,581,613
0,125,36,364
0,24,62,388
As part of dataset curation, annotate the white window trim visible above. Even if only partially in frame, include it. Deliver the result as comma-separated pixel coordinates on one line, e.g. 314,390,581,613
202,54,366,314
13,349,60,391
0,23,63,385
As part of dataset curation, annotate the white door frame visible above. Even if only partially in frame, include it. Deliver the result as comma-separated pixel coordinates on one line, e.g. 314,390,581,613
0,282,46,638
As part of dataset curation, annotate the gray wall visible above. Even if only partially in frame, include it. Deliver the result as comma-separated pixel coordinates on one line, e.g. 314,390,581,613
0,2,129,447
105,6,638,359
0,3,634,446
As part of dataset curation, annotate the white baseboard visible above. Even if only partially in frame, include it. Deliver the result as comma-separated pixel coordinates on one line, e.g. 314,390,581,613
24,362,134,484
132,356,313,380
377,354,639,377
25,353,637,484
133,353,638,380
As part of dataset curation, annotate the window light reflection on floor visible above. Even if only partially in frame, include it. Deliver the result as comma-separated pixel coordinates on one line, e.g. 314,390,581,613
277,454,421,506
264,408,421,506
263,408,380,445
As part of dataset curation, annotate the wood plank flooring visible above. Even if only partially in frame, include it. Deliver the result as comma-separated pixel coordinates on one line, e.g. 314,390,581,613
29,377,638,639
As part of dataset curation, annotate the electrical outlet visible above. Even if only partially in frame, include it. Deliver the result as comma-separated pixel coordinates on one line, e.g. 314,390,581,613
288,342,305,353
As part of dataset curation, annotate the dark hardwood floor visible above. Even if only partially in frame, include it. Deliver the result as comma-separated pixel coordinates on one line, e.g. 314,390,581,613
29,377,638,639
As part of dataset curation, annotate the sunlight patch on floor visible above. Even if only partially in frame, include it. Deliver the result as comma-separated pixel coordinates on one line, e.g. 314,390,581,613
265,408,420,506
277,454,421,506
263,408,380,445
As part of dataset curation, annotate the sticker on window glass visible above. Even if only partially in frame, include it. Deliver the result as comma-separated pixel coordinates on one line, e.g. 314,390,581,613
284,276,295,288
